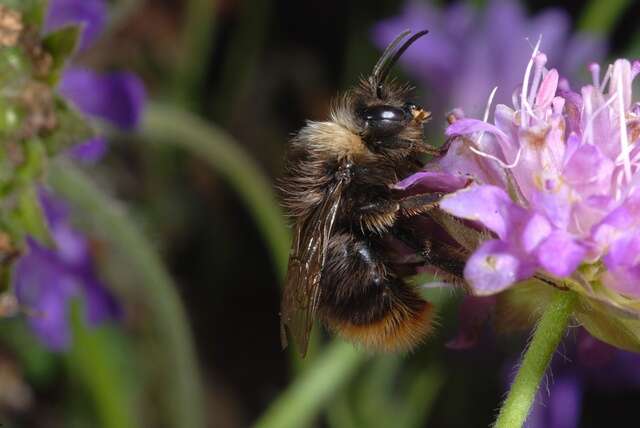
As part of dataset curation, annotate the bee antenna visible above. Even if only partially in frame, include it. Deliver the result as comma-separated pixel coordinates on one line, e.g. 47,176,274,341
371,29,429,99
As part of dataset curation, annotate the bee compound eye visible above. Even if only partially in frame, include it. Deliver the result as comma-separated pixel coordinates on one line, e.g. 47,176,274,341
363,105,407,123
361,105,408,137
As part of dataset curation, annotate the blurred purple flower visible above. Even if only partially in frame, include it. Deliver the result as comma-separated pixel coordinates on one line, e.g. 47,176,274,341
372,0,605,121
44,0,145,162
13,189,119,350
523,330,640,428
44,0,107,52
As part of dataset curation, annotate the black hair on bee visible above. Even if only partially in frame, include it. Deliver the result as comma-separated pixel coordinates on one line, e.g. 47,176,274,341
279,30,457,356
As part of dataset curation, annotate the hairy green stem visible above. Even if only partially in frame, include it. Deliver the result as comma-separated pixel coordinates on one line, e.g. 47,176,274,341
253,341,366,428
141,103,289,279
48,163,205,428
493,290,577,428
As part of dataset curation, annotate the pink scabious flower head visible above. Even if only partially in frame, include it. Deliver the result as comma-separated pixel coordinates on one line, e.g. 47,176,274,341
404,41,640,351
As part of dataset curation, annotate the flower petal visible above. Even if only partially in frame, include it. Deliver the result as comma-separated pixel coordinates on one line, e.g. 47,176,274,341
522,213,552,253
440,185,525,240
464,240,532,295
534,68,559,109
602,265,640,299
44,0,107,52
445,118,510,142
535,230,586,277
13,239,76,350
67,137,108,163
59,68,146,130
37,186,69,228
592,193,640,249
37,188,89,267
394,170,469,192
83,275,121,325
563,143,614,195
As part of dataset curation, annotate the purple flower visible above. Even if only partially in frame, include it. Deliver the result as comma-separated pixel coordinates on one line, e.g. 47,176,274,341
44,0,145,162
403,40,640,305
13,189,119,350
44,0,107,52
372,0,605,121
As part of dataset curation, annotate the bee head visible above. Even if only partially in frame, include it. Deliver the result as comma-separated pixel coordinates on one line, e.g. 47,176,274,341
352,30,431,156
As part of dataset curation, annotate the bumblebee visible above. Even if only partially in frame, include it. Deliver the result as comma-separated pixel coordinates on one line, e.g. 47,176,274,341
280,30,459,356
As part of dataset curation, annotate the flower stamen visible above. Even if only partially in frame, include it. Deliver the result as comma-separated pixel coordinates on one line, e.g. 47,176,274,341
520,36,542,128
585,91,618,146
589,63,600,88
617,69,632,184
528,53,548,107
470,86,523,169
600,64,613,93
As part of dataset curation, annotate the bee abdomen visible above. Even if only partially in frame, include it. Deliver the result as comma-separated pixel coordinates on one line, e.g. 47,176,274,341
320,233,434,352
326,283,434,352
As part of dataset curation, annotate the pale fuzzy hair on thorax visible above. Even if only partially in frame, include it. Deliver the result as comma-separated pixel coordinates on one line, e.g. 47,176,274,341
296,120,366,159
329,94,360,133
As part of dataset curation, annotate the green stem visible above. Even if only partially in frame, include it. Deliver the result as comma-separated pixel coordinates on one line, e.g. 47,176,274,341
16,185,49,242
141,103,289,279
48,163,205,428
493,290,577,428
139,104,324,371
253,341,366,428
172,0,217,110
68,308,139,428
579,0,630,34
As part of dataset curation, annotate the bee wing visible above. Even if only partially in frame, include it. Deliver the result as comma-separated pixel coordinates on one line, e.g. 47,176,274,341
280,180,345,357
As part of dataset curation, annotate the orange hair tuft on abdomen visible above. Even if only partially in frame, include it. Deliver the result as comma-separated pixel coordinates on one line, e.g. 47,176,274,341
326,299,435,352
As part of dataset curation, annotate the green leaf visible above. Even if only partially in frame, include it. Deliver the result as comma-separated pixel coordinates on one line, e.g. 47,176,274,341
499,278,640,352
0,98,23,137
0,319,58,386
0,47,31,88
253,341,366,428
43,97,94,154
41,25,81,85
67,303,141,428
575,297,640,353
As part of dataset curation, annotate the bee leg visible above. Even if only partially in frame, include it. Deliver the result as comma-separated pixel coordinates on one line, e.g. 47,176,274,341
356,196,400,234
391,220,466,281
416,143,447,157
389,223,431,263
397,192,443,217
